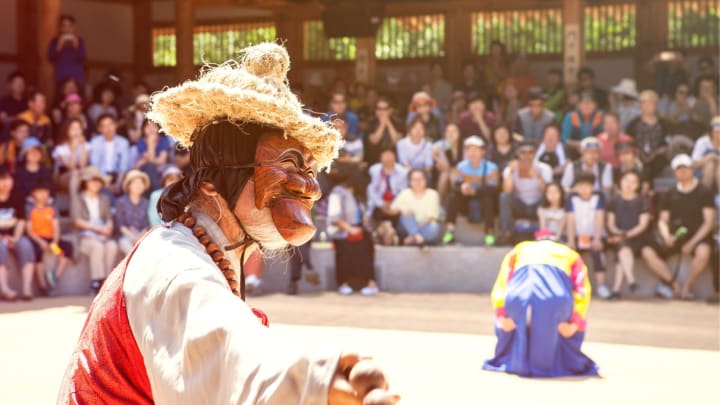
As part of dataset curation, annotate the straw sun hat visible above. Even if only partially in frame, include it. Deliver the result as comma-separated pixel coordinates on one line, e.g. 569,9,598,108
147,42,342,170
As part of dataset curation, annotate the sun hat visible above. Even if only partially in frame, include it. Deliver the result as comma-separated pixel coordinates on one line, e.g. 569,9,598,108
464,135,485,148
408,91,437,112
147,42,342,171
670,154,693,170
80,166,110,186
580,137,601,151
135,94,151,105
161,165,183,182
610,78,639,99
122,169,150,192
20,137,42,156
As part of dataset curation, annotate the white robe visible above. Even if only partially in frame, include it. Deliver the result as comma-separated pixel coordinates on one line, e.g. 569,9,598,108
123,212,338,404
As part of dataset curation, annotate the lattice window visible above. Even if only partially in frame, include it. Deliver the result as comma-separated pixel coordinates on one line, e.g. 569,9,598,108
471,9,563,55
303,21,357,61
584,4,637,52
375,14,445,59
151,23,277,67
668,0,719,48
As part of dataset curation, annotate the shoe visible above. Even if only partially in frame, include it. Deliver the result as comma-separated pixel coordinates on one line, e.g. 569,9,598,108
287,281,298,295
706,294,720,304
597,284,612,299
360,285,379,296
608,291,621,300
304,268,320,286
45,268,58,289
442,231,455,245
338,284,353,296
21,294,33,301
655,284,674,299
484,234,496,247
628,282,639,294
1,291,17,302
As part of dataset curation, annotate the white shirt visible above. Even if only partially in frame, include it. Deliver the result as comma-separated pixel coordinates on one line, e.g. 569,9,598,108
391,188,440,223
52,142,89,173
691,135,720,161
503,162,553,205
82,195,101,223
102,140,116,174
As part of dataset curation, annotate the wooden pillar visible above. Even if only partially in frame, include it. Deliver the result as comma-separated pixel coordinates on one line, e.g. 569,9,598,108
446,8,471,87
635,0,668,90
274,7,304,85
355,37,376,86
38,0,61,98
133,0,153,83
562,0,585,87
175,0,195,82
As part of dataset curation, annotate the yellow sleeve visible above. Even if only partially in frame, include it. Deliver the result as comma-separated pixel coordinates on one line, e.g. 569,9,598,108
491,247,517,317
568,252,591,330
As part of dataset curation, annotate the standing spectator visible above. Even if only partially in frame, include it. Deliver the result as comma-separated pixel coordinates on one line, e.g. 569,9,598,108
147,165,182,227
486,125,516,175
25,181,73,295
406,92,443,142
124,94,151,145
561,92,604,157
693,57,719,93
349,82,367,112
537,182,566,240
481,41,510,95
692,75,719,125
443,136,499,245
458,93,494,142
71,166,118,295
322,92,359,139
597,113,632,168
0,71,27,127
576,67,609,110
364,97,403,166
608,78,640,131
513,88,555,142
115,170,150,255
130,119,170,191
496,79,522,128
457,61,485,98
89,114,129,195
535,123,568,179
566,172,610,299
356,86,378,134
87,86,119,128
0,120,30,172
0,167,35,300
53,93,89,134
390,169,441,246
13,137,54,203
430,62,452,113
447,90,467,125
626,90,671,180
432,123,462,201
506,55,539,102
47,15,86,87
366,148,408,226
52,118,89,193
498,142,553,245
641,154,716,299
691,116,720,194
396,117,434,176
327,172,378,296
648,51,690,99
658,82,695,125
543,68,565,121
613,141,651,195
561,137,613,195
17,92,52,146
606,170,650,299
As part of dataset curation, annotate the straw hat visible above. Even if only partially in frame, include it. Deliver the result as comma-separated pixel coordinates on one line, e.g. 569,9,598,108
122,169,150,192
80,166,110,187
147,42,342,170
408,91,437,112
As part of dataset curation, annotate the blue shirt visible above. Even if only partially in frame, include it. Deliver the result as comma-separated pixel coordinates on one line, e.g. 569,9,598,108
322,110,360,138
47,37,86,83
456,159,499,188
89,134,130,176
561,109,604,143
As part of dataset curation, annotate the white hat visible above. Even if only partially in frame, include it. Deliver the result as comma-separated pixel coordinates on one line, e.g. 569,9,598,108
580,136,601,150
610,78,638,99
464,135,485,148
671,154,693,170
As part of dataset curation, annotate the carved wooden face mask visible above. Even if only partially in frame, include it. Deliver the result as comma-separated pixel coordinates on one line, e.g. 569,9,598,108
252,132,322,246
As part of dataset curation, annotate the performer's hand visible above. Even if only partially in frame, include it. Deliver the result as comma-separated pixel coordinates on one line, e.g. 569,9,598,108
558,322,578,338
499,316,516,332
329,353,399,405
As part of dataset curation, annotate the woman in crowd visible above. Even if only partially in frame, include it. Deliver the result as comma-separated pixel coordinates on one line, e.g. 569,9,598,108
406,91,443,142
52,118,89,193
389,168,441,246
446,90,467,125
130,119,170,191
114,169,150,255
496,79,522,128
87,85,119,129
535,124,567,180
397,116,434,178
482,40,510,94
537,182,566,241
691,116,720,193
486,125,516,176
432,122,462,201
658,81,695,125
52,93,88,133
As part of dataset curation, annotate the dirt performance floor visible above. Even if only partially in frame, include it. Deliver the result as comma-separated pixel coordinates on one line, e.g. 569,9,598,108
1,293,718,405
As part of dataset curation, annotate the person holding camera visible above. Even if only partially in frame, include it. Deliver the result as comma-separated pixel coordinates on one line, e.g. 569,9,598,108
47,15,86,88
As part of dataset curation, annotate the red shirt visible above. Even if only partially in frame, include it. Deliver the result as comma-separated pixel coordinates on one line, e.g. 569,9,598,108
597,132,632,168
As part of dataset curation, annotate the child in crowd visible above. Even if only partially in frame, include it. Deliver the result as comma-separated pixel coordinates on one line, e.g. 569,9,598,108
26,181,73,295
537,182,566,240
14,137,55,204
606,170,650,299
566,172,610,299
147,165,183,226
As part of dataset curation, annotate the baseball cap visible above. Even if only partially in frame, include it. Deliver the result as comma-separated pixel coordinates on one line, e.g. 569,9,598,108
20,137,42,156
670,154,693,170
580,137,601,151
464,135,485,148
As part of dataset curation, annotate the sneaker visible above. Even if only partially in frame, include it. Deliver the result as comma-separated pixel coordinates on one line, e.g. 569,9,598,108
45,268,58,289
597,284,612,299
484,234,496,247
304,268,320,286
360,285,379,296
655,284,674,299
628,282,639,294
287,280,298,295
608,291,621,300
338,284,353,296
442,231,455,245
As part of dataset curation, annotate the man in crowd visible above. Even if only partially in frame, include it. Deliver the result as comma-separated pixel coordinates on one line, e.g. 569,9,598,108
0,71,28,127
322,92,359,140
89,114,129,195
626,90,671,180
597,113,633,168
561,137,613,196
458,93,494,142
561,92,604,158
364,97,403,166
576,67,609,110
641,154,716,300
691,116,720,194
366,148,408,227
17,92,52,146
47,14,86,87
513,87,556,142
543,68,565,121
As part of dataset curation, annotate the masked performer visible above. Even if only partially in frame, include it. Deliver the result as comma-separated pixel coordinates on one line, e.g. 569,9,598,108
483,229,599,377
58,43,396,404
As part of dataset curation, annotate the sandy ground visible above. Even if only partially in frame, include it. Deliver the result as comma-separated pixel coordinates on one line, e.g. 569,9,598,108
1,293,718,405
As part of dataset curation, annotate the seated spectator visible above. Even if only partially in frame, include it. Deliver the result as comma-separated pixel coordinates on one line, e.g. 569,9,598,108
506,55,540,102
367,148,408,226
496,79,522,128
561,92,604,158
486,125,516,175
13,137,55,203
692,75,718,125
513,87,555,142
641,154,716,299
0,167,35,301
481,41,509,95
430,62,452,113
608,78,640,132
446,90,467,125
334,116,363,163
389,169,441,246
52,77,80,114
693,56,719,92
606,170,650,299
364,97,403,166
576,67,609,110
535,123,567,179
25,180,73,296
130,119,170,191
561,137,613,196
543,68,565,121
327,172,378,296
71,166,118,295
89,114,129,195
691,116,720,193
458,60,486,98
613,141,651,195
432,122,462,200
658,81,695,125
52,118,89,193
537,182,566,240
322,92,360,139
443,136,499,245
115,170,150,255
406,91,443,142
566,172,609,299
498,141,553,245
87,85,119,130
52,93,89,134
458,93,494,142
0,119,30,172
0,71,28,127
17,92,52,146
148,165,182,227
397,117,434,176
124,94,151,145
597,113,632,168
626,90,671,180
